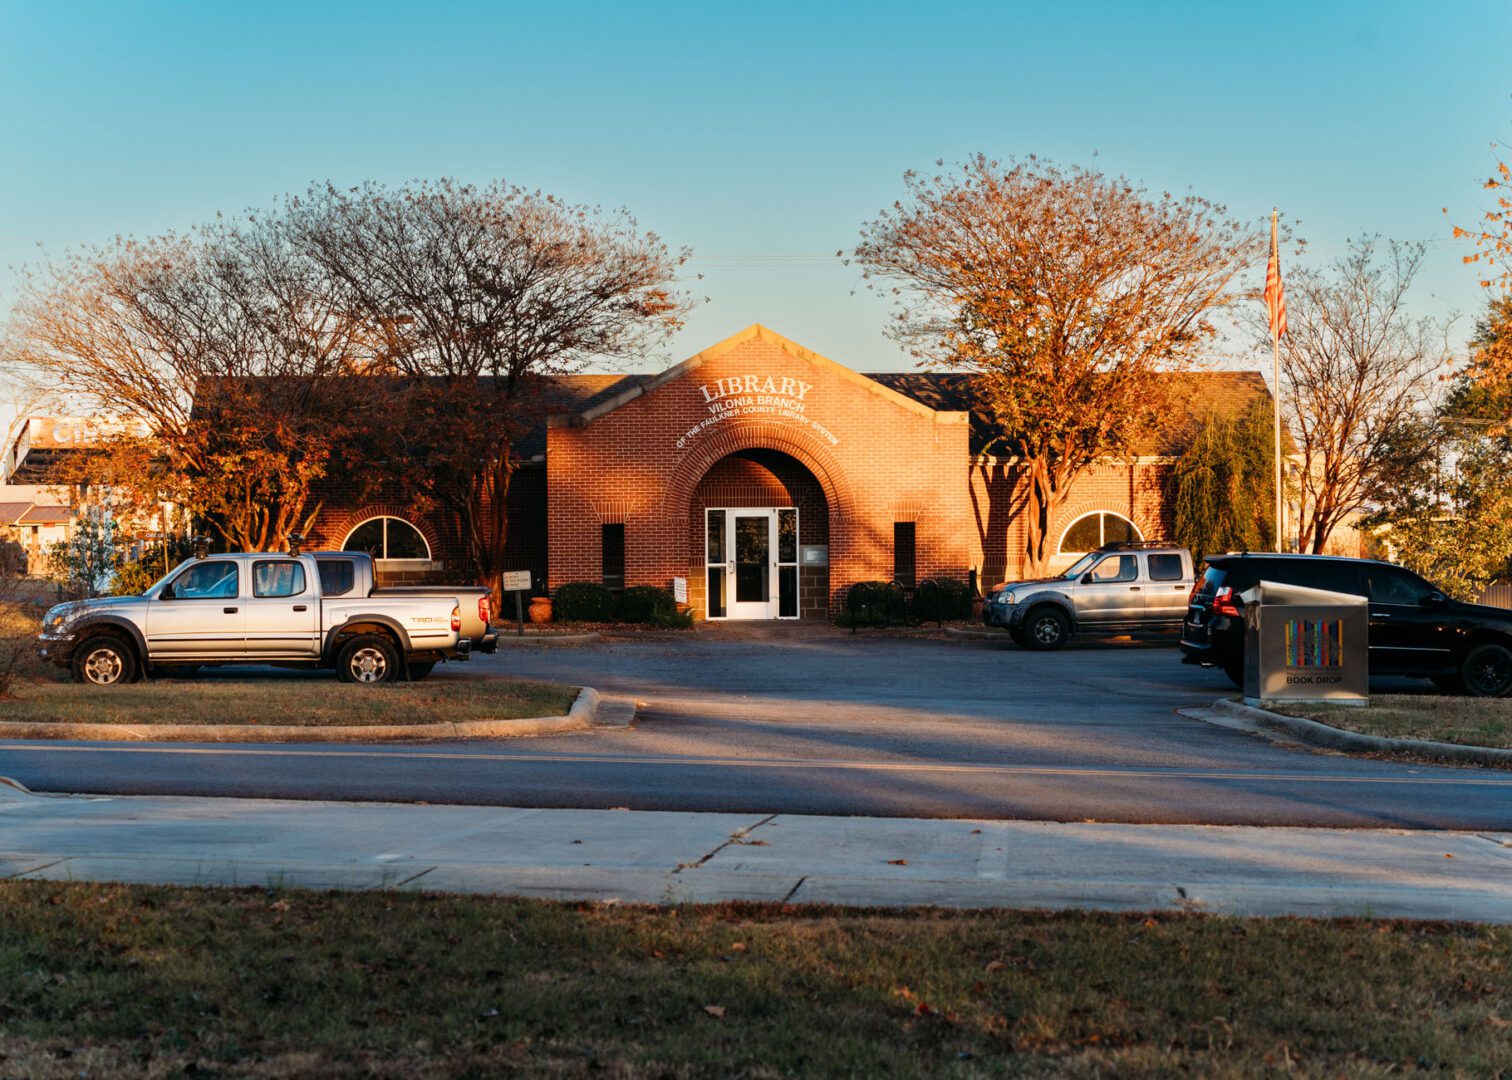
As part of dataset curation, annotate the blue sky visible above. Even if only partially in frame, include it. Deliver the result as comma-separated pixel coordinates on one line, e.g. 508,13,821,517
2,0,1510,376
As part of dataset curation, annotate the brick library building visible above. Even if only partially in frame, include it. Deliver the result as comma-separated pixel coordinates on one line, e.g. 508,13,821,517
306,325,1272,621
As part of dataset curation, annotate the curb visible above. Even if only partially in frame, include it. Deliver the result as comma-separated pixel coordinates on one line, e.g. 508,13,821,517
490,632,600,646
0,687,601,744
1212,698,1512,767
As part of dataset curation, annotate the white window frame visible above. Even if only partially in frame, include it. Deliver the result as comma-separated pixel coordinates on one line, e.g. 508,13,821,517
1057,511,1142,554
340,515,433,563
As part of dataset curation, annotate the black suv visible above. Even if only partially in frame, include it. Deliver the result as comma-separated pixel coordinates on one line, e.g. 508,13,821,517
1180,553,1512,697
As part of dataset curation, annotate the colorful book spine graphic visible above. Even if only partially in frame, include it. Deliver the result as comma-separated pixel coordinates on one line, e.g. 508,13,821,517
1284,619,1343,668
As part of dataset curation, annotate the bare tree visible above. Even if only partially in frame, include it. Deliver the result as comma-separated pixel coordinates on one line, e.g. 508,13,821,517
853,156,1267,574
284,180,691,598
2,216,386,551
1270,238,1449,553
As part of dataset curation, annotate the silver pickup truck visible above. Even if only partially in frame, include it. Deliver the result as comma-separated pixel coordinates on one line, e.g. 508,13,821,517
37,552,466,686
981,542,1196,649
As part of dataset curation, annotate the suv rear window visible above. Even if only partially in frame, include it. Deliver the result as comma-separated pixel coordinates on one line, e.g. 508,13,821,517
1196,566,1227,597
317,559,356,597
1208,557,1364,597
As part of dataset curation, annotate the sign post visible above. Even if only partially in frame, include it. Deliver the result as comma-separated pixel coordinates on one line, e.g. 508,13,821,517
501,570,532,637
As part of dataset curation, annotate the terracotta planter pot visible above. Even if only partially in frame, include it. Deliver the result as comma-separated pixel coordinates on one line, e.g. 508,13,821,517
528,596,553,624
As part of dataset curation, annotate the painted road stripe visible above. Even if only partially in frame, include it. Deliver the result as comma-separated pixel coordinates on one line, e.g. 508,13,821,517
1,743,1509,786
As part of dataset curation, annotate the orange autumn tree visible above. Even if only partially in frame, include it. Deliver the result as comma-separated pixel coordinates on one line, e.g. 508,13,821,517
3,218,385,552
1449,150,1512,433
854,156,1268,574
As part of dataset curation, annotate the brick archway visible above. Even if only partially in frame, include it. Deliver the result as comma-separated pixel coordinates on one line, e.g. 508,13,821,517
321,504,444,560
662,420,856,525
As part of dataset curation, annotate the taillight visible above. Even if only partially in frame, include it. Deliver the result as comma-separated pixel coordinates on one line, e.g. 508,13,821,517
451,604,461,633
1213,586,1241,617
478,597,490,624
1187,579,1202,605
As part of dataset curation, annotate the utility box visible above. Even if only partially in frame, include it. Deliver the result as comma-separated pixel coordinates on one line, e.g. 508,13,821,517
1241,581,1369,707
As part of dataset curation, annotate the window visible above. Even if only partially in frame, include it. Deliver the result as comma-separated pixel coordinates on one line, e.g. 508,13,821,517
1087,554,1137,583
1148,553,1184,581
316,559,356,597
893,522,917,588
601,524,625,591
341,516,431,561
1059,512,1141,553
253,560,306,598
168,561,239,600
1365,566,1434,605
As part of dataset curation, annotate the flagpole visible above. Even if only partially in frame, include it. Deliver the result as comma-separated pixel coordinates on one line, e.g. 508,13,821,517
1271,208,1284,553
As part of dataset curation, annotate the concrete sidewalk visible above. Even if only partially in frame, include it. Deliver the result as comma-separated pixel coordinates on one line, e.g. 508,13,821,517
3,779,1509,921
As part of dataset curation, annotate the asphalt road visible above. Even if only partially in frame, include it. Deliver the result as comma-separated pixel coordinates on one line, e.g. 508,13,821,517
4,629,1510,828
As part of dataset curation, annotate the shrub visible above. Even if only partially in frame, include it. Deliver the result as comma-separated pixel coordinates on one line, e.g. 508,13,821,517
551,582,616,622
910,578,974,622
617,585,677,625
841,581,908,626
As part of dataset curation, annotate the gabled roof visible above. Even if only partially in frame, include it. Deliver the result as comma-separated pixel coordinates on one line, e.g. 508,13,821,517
0,501,33,524
17,505,72,525
561,324,954,427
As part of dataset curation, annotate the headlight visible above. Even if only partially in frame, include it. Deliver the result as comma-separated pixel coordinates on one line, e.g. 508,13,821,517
42,606,71,635
997,592,1016,605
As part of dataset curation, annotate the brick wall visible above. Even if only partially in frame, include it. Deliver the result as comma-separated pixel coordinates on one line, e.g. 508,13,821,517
547,326,975,618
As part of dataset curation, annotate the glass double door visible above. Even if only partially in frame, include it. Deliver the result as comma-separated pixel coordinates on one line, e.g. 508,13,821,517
706,507,798,619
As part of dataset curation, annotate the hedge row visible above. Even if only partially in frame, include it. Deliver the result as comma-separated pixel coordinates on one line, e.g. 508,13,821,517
549,582,693,628
840,578,975,627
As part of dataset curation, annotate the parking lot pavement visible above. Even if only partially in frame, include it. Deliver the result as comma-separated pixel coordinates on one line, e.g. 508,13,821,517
4,633,1509,828
3,787,1510,921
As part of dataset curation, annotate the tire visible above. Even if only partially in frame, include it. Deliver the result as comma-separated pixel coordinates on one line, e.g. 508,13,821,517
1222,655,1245,689
72,634,138,687
1008,625,1027,648
1460,643,1512,698
1429,674,1464,694
1022,606,1070,651
336,634,400,685
407,661,436,681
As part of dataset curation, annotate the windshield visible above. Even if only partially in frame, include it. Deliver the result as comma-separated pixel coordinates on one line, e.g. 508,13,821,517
1061,552,1100,580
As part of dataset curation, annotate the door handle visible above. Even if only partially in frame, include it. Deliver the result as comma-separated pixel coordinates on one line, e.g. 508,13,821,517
1371,611,1391,618
293,605,307,612
1128,586,1140,591
223,607,239,614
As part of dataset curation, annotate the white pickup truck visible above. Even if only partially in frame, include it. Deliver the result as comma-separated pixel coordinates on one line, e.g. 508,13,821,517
37,552,466,686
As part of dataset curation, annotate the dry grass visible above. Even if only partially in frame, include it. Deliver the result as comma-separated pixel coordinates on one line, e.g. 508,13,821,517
0,883,1507,1077
1274,693,1512,750
0,677,579,727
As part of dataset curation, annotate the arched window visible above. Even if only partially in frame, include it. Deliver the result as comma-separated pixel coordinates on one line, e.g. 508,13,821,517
1058,511,1141,554
342,516,432,561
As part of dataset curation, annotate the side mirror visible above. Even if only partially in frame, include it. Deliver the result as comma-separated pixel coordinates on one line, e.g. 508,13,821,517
1421,591,1447,607
1081,572,1095,585
159,585,175,600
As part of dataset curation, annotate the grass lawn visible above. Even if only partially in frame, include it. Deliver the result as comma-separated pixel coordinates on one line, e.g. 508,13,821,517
0,884,1507,1077
1269,693,1512,750
0,678,579,727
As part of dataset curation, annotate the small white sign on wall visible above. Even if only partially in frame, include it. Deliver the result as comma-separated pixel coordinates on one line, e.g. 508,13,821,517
672,576,688,604
502,570,532,592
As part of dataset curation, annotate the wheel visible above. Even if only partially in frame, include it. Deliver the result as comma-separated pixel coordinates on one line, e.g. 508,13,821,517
1429,674,1463,694
1008,624,1027,648
1222,656,1245,689
1460,643,1512,698
1022,606,1070,651
72,634,138,687
336,634,399,685
407,661,436,681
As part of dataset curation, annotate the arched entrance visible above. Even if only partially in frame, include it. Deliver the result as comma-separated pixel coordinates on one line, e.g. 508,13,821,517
688,449,829,620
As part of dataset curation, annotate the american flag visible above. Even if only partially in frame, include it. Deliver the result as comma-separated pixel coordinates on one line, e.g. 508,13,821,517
1265,233,1288,340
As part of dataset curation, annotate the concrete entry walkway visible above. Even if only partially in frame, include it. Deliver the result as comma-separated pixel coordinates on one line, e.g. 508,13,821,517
3,782,1510,921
